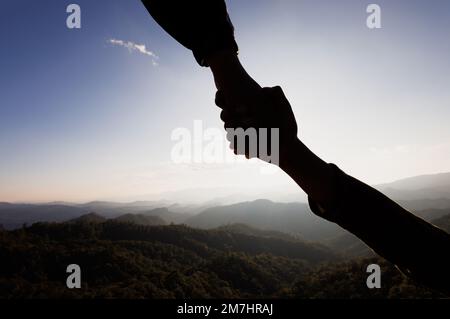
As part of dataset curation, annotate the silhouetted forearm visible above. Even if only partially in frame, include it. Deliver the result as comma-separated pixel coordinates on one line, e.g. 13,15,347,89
307,165,450,294
280,138,336,203
207,51,261,106
206,50,450,295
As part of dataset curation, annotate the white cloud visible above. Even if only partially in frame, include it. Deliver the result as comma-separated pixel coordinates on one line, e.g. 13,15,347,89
108,38,159,66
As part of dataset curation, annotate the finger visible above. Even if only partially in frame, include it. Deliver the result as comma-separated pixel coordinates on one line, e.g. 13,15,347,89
215,91,256,115
221,106,257,125
224,119,258,132
221,109,252,125
225,133,259,159
234,117,257,129
215,91,227,110
220,110,233,123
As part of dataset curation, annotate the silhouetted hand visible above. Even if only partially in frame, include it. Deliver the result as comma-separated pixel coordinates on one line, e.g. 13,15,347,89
215,86,298,166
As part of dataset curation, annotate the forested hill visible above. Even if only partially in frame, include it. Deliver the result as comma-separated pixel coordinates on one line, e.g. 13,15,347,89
18,221,335,263
0,221,445,299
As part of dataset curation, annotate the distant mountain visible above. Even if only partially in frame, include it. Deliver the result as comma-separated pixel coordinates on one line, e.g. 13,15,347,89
378,172,450,190
79,201,159,218
324,232,373,257
215,223,373,258
377,172,450,201
185,198,450,257
414,208,450,222
167,203,213,215
0,204,87,230
397,198,450,212
69,212,171,226
30,221,337,263
324,212,450,257
114,214,167,226
0,202,190,229
142,207,192,224
77,201,198,219
432,214,450,233
81,201,126,208
186,199,345,242
215,223,302,242
69,213,107,224
2,169,450,233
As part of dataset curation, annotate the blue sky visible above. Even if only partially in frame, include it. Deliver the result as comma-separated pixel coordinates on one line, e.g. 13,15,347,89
1,0,450,203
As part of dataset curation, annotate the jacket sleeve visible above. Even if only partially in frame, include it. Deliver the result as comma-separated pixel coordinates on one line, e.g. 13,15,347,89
141,0,238,67
308,164,450,294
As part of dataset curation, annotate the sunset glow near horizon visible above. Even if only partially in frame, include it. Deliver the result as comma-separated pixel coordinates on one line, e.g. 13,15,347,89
1,0,450,203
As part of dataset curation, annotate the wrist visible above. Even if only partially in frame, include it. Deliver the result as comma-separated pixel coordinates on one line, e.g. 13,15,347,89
206,50,240,72
279,138,335,202
279,137,303,172
207,51,261,95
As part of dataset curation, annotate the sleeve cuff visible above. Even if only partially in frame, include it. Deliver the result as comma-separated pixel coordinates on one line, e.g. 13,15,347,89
192,14,239,67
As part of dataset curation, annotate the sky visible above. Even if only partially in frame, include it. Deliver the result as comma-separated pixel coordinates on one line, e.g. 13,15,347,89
1,0,450,203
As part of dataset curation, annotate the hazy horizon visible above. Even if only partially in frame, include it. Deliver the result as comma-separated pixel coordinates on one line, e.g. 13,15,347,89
3,169,450,205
